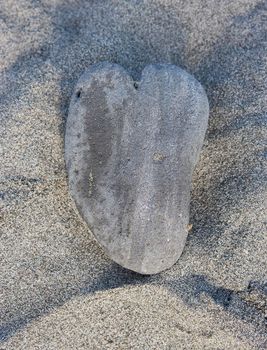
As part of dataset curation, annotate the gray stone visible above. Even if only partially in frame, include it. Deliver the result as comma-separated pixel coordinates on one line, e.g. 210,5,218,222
65,62,209,274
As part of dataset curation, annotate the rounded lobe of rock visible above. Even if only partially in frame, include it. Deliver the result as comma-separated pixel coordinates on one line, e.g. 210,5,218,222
65,62,209,274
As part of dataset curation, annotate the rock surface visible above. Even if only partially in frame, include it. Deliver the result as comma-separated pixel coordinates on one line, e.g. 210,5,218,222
65,63,209,274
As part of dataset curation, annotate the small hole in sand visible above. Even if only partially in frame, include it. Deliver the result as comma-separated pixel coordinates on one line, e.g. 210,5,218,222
76,90,82,98
133,82,139,90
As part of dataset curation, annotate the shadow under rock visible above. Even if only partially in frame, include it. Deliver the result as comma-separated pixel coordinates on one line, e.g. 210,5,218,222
2,269,266,345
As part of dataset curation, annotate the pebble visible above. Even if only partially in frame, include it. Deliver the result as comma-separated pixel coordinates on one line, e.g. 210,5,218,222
65,62,209,274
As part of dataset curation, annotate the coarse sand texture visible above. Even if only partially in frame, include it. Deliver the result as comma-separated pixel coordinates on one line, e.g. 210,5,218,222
0,1,266,349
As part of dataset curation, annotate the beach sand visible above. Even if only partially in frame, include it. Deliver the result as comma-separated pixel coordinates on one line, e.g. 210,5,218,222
0,0,266,349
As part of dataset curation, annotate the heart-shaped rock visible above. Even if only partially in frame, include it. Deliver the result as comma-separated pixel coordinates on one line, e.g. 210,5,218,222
65,62,209,274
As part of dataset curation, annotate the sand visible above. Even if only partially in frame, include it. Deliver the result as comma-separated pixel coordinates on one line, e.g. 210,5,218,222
0,0,266,349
